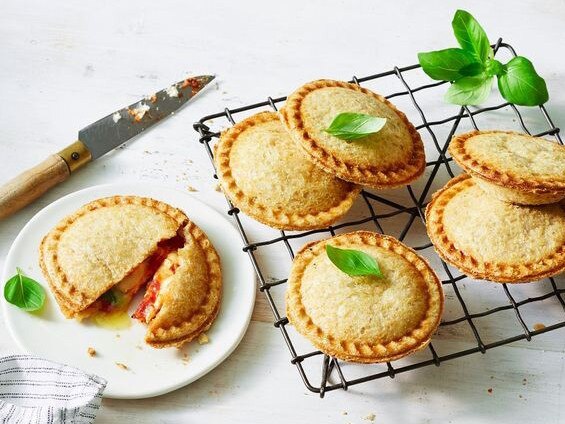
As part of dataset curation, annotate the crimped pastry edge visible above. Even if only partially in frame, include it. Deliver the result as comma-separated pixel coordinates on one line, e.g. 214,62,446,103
216,111,361,230
145,219,222,348
425,173,565,283
39,195,188,318
286,231,443,363
281,79,426,189
449,130,565,195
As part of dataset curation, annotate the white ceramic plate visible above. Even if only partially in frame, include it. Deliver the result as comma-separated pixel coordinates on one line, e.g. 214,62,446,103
1,183,255,399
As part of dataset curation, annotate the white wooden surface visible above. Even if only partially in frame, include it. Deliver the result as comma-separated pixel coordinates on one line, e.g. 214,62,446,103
1,0,564,422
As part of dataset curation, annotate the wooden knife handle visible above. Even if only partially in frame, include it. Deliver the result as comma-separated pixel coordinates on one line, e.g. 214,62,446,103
0,155,70,220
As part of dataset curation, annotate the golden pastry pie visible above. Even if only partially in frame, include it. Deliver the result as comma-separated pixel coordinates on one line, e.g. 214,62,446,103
281,80,425,188
133,221,222,348
39,196,222,348
449,130,565,205
426,174,565,283
286,231,443,363
216,111,360,230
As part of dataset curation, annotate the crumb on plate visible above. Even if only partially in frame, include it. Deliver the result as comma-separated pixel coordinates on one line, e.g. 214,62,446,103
198,333,209,345
87,347,96,357
116,362,129,371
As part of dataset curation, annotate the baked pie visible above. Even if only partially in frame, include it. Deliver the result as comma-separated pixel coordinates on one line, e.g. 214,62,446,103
281,79,426,188
286,231,443,363
426,174,565,283
449,130,565,205
216,111,360,230
39,196,221,348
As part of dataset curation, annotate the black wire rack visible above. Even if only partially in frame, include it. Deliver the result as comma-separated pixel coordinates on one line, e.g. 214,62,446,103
193,38,565,397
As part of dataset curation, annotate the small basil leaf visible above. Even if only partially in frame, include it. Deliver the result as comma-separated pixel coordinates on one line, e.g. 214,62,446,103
444,75,493,105
418,48,482,81
452,10,492,62
497,56,549,106
325,244,383,278
4,268,46,311
324,113,386,141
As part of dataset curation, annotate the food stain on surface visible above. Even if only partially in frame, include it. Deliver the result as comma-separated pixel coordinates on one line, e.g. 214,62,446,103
91,310,131,330
533,323,545,331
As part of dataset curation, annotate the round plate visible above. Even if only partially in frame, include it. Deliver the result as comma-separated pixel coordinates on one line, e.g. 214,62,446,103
1,183,255,399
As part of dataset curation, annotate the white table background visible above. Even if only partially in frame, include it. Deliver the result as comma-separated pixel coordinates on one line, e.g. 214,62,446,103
1,0,564,423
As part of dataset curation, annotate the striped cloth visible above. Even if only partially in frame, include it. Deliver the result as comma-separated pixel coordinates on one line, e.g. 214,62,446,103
0,355,106,423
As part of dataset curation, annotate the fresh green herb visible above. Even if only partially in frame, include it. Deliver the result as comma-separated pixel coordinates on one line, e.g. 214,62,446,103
417,9,548,106
4,268,46,311
100,289,118,305
497,57,549,106
325,245,383,278
324,113,387,141
445,75,493,106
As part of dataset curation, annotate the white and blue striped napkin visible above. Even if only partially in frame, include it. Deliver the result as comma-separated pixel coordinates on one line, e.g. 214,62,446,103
0,355,106,423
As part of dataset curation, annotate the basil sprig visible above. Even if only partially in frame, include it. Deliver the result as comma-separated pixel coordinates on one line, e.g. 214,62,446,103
324,113,386,141
418,9,548,106
326,245,383,278
4,268,46,311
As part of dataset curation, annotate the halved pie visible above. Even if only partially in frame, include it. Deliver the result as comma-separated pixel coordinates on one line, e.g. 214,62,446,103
39,196,222,348
216,111,360,230
281,80,426,188
449,130,565,205
426,174,565,283
286,231,443,363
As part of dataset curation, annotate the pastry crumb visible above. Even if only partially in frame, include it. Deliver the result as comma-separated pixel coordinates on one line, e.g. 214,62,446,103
214,183,222,193
87,347,96,357
187,185,198,192
342,411,348,415
116,362,129,371
487,388,493,394
363,413,376,421
533,323,545,331
197,333,209,345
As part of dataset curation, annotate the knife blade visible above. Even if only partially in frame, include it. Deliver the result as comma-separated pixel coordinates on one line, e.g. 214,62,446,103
0,74,215,220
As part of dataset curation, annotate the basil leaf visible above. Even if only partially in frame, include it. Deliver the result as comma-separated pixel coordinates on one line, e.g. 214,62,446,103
452,9,492,62
418,48,482,81
497,56,549,106
445,75,493,105
326,245,383,278
324,113,386,141
4,268,46,311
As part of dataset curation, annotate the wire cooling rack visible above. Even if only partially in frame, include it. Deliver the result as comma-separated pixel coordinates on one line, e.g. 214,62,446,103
193,38,565,397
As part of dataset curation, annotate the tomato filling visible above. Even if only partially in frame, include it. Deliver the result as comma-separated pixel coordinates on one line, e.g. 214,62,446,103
132,251,180,323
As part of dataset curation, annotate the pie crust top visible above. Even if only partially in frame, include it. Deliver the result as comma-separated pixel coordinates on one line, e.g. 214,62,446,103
281,80,425,188
39,196,188,317
449,130,565,194
426,174,565,283
146,220,222,348
216,111,360,230
286,231,443,363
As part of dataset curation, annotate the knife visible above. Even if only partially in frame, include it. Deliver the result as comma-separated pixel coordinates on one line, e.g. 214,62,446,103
0,75,215,220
